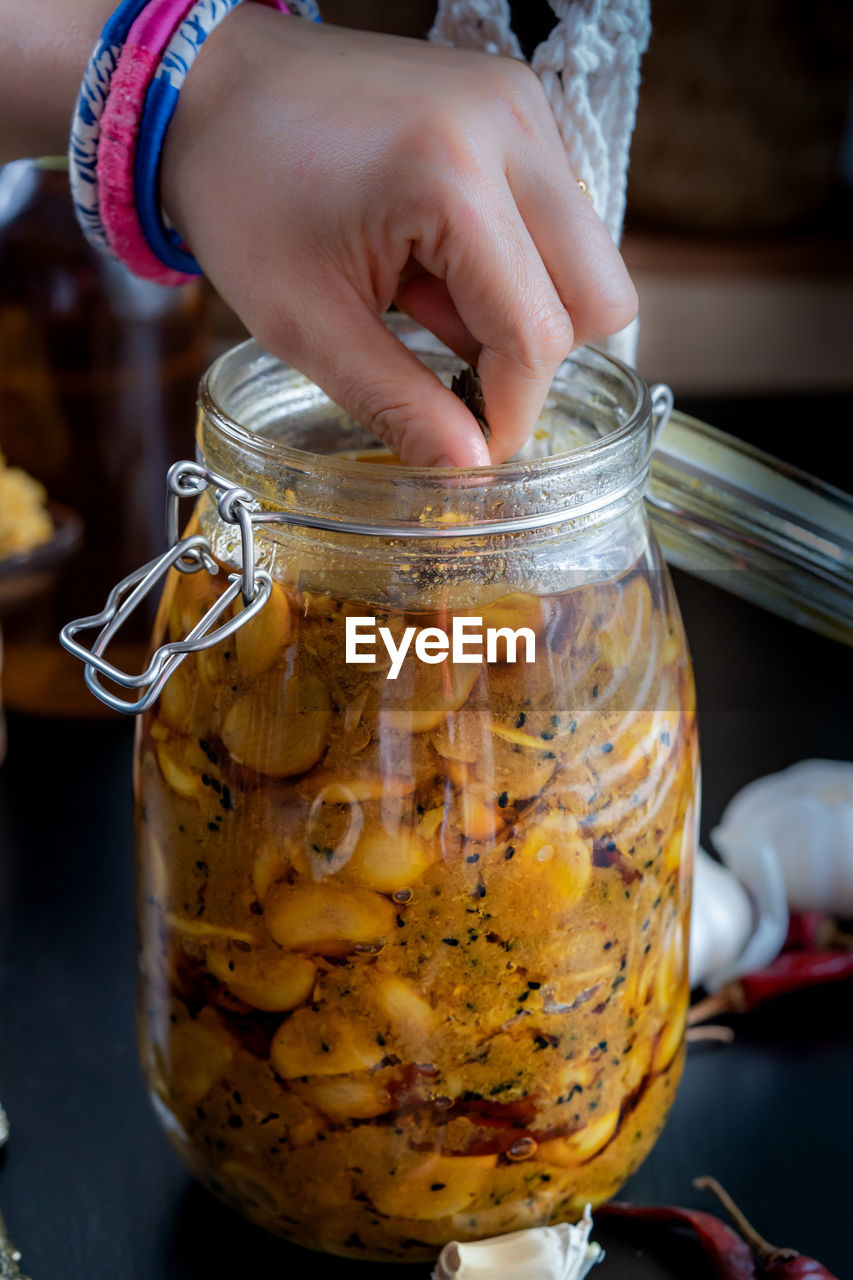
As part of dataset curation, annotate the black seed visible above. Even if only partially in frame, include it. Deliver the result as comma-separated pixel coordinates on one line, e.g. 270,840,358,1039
430,1183,446,1192
442,937,459,946
497,791,508,808
466,853,480,864
602,743,613,754
227,1115,243,1129
505,847,516,860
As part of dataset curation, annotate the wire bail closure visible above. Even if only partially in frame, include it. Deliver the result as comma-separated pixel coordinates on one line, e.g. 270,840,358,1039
59,463,272,715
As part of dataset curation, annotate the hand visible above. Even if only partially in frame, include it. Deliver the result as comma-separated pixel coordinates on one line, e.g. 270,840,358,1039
162,9,638,467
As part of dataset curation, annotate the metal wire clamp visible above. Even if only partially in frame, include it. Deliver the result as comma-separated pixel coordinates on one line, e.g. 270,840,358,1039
59,464,272,715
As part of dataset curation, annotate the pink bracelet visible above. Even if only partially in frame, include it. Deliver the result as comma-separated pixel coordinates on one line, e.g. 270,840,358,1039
97,0,292,287
97,0,199,286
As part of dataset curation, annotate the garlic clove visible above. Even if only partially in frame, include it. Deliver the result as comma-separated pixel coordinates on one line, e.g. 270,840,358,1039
432,1205,603,1280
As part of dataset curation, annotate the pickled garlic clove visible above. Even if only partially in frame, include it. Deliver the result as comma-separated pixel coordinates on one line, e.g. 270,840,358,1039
372,972,436,1038
620,1029,654,1095
432,711,485,764
263,881,396,954
350,828,435,893
380,659,482,734
651,990,688,1074
155,742,202,801
366,1152,497,1221
234,580,293,676
168,1008,234,1106
270,1009,384,1078
655,916,688,1010
457,789,499,842
251,839,290,905
166,559,220,644
290,1072,393,1120
433,1207,602,1280
516,812,593,905
207,948,316,1012
479,592,545,663
222,673,331,777
417,806,445,841
153,737,222,803
538,1109,620,1167
303,775,417,802
158,661,198,735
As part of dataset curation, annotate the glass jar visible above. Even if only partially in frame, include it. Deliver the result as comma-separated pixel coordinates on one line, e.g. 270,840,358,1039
74,321,697,1258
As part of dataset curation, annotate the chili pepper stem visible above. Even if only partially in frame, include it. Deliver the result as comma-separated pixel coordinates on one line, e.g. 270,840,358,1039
825,921,853,951
685,1024,735,1044
694,1176,798,1263
687,988,741,1025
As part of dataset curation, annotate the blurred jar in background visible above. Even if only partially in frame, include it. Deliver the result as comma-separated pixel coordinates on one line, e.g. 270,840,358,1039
0,159,209,717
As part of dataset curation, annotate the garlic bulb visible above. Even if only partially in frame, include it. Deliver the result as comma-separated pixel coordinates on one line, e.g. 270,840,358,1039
689,848,753,988
712,760,853,916
433,1206,602,1280
689,844,788,991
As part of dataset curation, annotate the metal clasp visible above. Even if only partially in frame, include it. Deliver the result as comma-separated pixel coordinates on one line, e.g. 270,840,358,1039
59,463,272,715
650,383,674,445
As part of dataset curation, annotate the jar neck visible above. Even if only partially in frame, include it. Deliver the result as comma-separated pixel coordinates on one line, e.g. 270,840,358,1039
197,324,654,541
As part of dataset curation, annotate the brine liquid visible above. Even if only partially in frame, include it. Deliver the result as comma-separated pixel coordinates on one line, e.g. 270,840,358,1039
136,556,697,1259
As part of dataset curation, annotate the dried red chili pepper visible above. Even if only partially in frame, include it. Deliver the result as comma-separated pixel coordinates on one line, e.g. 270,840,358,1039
689,949,853,1025
785,913,853,952
695,1177,840,1280
598,1200,756,1278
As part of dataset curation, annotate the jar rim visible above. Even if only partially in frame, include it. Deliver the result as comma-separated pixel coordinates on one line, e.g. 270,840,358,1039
197,321,656,534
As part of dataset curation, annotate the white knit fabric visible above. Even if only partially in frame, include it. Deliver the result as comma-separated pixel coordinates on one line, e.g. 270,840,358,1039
429,0,650,363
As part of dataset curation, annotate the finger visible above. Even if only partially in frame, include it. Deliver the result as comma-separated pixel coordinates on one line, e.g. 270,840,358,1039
506,128,638,346
280,298,492,468
395,268,481,367
418,182,573,463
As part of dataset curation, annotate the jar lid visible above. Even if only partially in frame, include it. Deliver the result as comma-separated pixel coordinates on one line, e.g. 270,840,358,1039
648,410,853,646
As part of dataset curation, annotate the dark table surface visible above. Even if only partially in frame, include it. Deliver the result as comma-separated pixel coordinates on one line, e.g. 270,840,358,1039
1,560,852,1279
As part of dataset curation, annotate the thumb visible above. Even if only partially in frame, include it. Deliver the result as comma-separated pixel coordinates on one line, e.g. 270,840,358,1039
291,304,492,469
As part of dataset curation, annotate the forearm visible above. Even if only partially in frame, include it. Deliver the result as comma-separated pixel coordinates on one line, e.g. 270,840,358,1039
0,0,114,163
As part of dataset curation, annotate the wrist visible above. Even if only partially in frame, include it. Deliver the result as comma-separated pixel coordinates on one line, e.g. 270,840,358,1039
0,0,116,163
160,3,276,245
